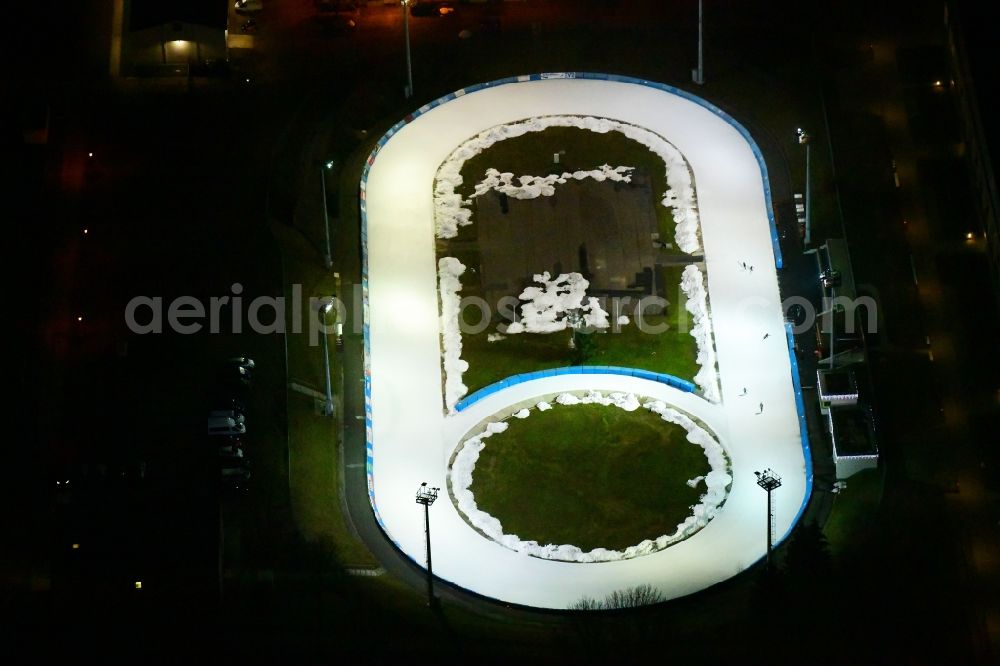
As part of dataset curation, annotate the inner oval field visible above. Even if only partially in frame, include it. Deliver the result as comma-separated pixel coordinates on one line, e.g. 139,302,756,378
470,403,710,552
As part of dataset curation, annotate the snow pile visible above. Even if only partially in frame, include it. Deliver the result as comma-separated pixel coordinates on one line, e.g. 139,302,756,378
536,401,552,411
485,421,508,434
551,390,642,412
513,408,530,419
686,475,705,488
439,257,469,412
680,265,722,403
617,315,631,326
644,399,731,536
434,115,700,253
471,165,633,200
555,392,580,406
486,333,506,343
504,272,610,334
449,393,729,562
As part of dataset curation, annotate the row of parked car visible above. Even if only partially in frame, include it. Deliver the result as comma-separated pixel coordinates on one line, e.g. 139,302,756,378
210,357,255,490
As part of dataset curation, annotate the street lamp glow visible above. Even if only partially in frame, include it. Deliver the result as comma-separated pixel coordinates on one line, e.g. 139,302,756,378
966,231,974,240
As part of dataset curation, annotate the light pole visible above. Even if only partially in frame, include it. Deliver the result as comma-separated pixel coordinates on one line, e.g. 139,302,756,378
755,469,782,570
797,128,812,246
415,482,439,607
320,160,334,269
401,0,413,98
692,0,704,85
319,299,335,416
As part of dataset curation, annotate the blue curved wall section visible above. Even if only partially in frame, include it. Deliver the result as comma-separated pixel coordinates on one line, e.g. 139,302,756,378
360,72,808,542
454,366,696,412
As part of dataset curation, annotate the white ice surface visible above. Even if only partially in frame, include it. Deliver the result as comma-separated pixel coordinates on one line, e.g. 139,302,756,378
364,78,807,609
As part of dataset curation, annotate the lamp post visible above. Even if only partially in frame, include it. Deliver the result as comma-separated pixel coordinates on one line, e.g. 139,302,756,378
319,300,335,416
755,469,782,570
415,482,440,607
691,0,705,85
401,0,413,98
797,128,812,246
320,161,334,269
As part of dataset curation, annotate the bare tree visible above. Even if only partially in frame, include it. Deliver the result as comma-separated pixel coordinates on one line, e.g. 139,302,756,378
569,596,601,611
569,584,664,610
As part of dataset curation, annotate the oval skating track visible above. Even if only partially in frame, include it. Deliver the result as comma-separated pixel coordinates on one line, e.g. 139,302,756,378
360,75,811,609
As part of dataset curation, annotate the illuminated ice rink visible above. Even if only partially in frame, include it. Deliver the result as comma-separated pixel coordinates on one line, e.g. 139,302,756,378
362,77,809,609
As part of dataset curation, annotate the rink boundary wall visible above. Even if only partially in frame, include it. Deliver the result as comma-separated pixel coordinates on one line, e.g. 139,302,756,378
454,366,696,412
360,72,800,538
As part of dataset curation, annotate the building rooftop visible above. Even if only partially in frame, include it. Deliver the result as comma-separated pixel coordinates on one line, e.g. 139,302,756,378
130,0,228,31
829,404,877,457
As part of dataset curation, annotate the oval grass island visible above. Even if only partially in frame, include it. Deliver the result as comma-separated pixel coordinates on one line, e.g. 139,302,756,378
469,402,711,552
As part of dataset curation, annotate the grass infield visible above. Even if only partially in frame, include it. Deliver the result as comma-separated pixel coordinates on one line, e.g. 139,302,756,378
439,124,701,394
469,402,710,552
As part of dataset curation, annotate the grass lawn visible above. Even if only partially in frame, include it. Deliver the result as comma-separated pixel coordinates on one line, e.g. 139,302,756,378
276,223,377,568
469,403,710,552
822,468,883,555
453,125,683,248
458,264,699,394
286,394,375,567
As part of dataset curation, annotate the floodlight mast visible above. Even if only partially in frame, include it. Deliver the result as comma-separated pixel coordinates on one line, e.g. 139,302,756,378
755,469,783,569
415,482,440,607
693,0,705,85
401,0,413,98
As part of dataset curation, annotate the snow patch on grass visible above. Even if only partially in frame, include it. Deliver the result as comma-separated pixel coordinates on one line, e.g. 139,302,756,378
680,264,721,403
434,115,700,253
504,271,609,335
471,164,633,200
439,257,469,412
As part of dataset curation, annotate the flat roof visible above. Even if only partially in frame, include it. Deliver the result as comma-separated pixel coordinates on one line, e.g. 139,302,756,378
130,0,228,31
819,368,857,397
829,405,877,457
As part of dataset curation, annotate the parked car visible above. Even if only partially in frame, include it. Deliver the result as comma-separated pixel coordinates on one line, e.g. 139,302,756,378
221,465,251,483
209,409,245,423
219,363,252,390
219,443,243,456
221,466,250,491
215,434,243,449
410,1,455,17
221,356,254,386
220,447,246,465
208,417,246,436
228,356,255,370
235,0,263,16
